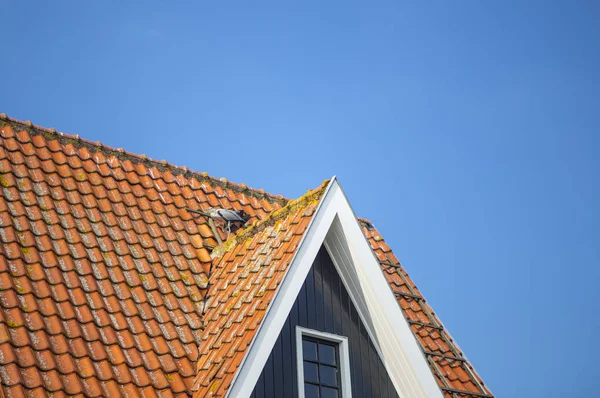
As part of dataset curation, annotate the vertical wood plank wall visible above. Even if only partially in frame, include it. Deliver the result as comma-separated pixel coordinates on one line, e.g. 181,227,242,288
250,245,399,398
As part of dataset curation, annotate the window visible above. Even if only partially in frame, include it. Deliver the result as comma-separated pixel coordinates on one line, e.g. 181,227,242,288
302,337,340,397
296,327,351,398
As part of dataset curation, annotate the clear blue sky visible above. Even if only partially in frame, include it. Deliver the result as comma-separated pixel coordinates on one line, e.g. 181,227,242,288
2,1,599,396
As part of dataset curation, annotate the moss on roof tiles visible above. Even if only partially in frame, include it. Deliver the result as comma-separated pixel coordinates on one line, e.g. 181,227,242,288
210,179,330,259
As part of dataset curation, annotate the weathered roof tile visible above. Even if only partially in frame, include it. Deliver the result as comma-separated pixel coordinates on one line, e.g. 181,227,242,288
362,221,493,397
193,181,328,396
0,116,491,397
0,118,285,397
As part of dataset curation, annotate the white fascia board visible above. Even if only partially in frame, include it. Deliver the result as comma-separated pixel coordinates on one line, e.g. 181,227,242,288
323,184,442,398
226,178,442,398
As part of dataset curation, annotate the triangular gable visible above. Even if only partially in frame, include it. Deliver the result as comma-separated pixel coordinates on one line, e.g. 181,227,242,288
218,178,442,398
252,244,401,397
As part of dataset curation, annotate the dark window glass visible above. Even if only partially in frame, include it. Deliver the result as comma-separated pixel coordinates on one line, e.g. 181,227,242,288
319,343,336,366
320,386,339,398
303,340,318,362
319,365,337,387
302,336,342,397
304,362,319,384
305,383,319,398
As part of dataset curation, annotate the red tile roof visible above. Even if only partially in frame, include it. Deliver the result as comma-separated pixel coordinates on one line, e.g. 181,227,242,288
363,224,493,398
193,182,327,397
0,114,492,397
0,116,284,397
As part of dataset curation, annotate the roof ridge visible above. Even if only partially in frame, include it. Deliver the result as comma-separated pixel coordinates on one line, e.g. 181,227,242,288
210,179,330,259
357,216,375,228
0,113,289,205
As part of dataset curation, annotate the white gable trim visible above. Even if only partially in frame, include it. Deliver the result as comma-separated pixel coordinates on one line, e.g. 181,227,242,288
225,178,442,398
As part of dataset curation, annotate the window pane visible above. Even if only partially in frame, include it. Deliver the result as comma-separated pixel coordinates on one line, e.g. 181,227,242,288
318,343,337,366
304,361,319,383
319,365,337,387
320,386,339,398
304,383,319,398
303,340,318,362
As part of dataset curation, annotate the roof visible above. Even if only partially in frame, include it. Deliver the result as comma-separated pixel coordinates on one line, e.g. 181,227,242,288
363,224,493,397
0,114,492,397
194,181,328,396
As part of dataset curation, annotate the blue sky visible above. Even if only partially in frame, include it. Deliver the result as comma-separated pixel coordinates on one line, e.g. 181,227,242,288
1,1,599,396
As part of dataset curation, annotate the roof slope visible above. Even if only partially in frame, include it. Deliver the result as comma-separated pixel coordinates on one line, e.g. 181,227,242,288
193,181,328,397
0,116,284,397
362,224,493,398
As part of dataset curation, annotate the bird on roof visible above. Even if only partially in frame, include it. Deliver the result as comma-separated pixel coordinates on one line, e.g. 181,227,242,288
207,208,251,223
207,208,251,235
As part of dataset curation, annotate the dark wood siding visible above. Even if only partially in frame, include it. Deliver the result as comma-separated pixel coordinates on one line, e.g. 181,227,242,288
251,246,399,398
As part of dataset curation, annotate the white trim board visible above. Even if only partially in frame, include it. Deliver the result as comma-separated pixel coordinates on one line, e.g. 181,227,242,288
225,178,442,398
296,326,352,398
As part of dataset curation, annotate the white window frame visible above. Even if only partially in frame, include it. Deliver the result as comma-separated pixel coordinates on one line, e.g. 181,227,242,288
296,326,352,398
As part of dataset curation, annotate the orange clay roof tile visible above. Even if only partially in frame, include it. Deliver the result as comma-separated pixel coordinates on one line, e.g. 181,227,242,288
0,114,491,397
192,181,329,397
361,221,493,397
0,117,286,396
